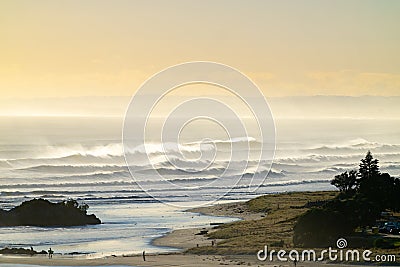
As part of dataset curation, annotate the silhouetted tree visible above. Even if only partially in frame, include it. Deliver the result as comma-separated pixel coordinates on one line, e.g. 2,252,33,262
79,203,89,214
64,199,79,209
359,151,379,180
359,172,400,211
393,178,400,212
294,151,400,248
331,170,358,194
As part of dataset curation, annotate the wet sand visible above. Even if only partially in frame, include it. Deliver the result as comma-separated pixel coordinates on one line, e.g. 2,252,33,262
0,253,386,267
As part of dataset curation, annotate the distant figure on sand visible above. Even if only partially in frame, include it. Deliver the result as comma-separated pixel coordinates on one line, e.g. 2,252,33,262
294,258,298,267
48,248,53,258
142,250,146,261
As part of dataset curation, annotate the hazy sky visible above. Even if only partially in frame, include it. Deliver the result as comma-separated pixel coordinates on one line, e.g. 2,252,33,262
1,0,399,99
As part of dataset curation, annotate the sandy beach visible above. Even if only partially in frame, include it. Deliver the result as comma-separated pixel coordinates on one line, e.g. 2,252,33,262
2,192,398,266
1,253,251,267
1,253,391,267
153,201,261,249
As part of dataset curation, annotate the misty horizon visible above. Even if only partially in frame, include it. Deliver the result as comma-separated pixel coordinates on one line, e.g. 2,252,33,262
1,95,399,119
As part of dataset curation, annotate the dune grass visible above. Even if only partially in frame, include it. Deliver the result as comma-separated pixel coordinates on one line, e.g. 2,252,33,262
188,191,338,255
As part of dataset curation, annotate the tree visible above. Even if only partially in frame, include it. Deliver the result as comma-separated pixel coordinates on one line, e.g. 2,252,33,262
294,207,351,247
331,170,358,194
295,152,400,248
79,203,89,214
64,199,79,209
359,151,379,180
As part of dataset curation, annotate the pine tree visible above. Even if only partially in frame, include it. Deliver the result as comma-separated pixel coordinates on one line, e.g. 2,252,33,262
359,151,379,179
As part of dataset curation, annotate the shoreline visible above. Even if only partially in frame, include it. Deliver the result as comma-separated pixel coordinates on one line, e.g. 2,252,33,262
0,252,384,267
0,253,262,267
152,200,265,250
0,200,256,266
2,190,398,266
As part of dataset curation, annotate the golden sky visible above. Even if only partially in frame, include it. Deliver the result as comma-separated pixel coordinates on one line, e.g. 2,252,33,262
1,0,400,99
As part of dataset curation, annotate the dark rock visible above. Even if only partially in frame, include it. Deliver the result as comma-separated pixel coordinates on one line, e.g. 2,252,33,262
0,247,47,255
0,198,101,227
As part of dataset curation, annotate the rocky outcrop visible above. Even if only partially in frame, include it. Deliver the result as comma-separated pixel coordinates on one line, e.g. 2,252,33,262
0,198,101,227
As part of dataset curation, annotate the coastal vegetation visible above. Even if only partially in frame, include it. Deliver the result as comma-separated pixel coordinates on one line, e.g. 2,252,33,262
188,191,338,254
0,198,101,227
294,151,400,247
188,152,400,255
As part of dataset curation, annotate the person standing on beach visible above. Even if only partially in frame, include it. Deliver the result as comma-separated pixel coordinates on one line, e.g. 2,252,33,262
48,248,53,259
142,250,146,261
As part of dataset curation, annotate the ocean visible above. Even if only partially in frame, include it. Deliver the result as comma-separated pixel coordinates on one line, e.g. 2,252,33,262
0,116,399,256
